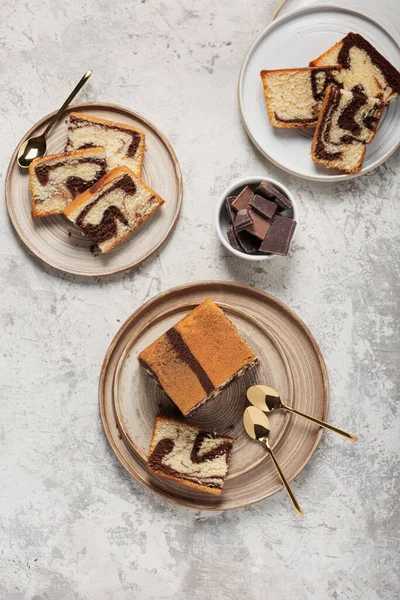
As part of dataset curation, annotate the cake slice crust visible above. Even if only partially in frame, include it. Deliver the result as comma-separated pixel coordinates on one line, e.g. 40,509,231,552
66,112,146,176
261,66,341,128
147,417,233,495
64,166,164,253
29,147,107,218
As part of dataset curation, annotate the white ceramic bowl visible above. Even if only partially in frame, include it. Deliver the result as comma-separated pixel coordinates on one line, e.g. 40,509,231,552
215,176,298,261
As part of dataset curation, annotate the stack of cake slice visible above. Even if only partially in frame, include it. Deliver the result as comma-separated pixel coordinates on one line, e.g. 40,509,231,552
261,32,400,172
29,112,165,252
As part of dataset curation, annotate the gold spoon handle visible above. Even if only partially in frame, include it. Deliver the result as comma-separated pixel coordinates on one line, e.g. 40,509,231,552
43,70,92,137
283,405,358,442
266,443,303,517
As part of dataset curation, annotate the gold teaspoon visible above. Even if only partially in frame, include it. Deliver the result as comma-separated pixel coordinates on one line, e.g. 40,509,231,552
243,406,303,517
17,70,93,168
247,385,358,442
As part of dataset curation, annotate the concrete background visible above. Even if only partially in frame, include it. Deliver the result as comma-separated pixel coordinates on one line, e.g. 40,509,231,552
0,0,399,598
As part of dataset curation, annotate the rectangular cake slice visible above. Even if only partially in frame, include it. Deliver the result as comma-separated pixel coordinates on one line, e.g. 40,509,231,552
64,166,164,253
147,417,233,495
260,66,341,128
29,147,107,218
310,32,400,102
65,112,146,176
311,85,385,173
138,298,258,417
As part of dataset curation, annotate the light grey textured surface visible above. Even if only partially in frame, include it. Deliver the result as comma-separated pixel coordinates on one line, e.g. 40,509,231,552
1,1,399,599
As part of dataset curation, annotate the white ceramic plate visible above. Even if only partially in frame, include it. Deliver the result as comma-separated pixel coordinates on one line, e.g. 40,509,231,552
239,5,400,181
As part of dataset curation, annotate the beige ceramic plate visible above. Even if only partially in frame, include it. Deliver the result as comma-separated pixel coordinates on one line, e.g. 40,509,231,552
100,281,329,511
6,103,182,276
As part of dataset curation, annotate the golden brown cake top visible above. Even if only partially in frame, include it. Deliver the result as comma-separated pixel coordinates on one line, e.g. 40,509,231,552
138,298,257,415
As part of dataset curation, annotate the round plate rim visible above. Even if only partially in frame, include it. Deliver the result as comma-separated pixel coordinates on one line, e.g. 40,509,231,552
238,4,400,182
6,102,183,277
99,280,330,511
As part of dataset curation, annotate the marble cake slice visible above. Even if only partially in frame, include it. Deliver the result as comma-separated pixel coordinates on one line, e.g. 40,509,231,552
66,112,146,177
29,147,107,218
260,66,341,128
138,298,258,417
147,417,233,495
64,166,164,253
310,32,400,102
311,85,385,173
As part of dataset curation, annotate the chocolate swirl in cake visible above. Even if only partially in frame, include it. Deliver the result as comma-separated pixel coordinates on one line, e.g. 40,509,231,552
191,431,233,464
274,67,340,125
310,67,340,101
69,115,142,158
314,86,383,161
75,174,135,245
165,327,215,395
35,157,106,187
148,431,233,488
337,33,400,97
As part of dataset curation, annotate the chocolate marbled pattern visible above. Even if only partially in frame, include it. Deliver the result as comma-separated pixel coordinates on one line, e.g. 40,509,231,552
337,32,400,96
313,86,383,161
75,174,135,245
165,327,215,395
68,115,142,158
148,429,233,489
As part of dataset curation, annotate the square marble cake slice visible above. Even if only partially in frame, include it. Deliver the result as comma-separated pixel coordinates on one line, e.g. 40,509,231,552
260,66,341,128
310,32,400,102
138,298,258,417
64,166,164,253
29,147,107,218
65,112,146,176
147,417,233,495
311,85,385,173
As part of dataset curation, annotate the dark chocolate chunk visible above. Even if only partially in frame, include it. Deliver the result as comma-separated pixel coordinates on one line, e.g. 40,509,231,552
225,196,236,223
255,181,292,210
227,224,241,251
231,186,254,211
259,216,296,256
244,208,270,240
249,195,278,220
237,230,260,254
234,209,253,232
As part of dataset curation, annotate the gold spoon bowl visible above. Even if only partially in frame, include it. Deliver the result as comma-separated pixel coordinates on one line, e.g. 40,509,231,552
17,70,92,168
247,385,358,442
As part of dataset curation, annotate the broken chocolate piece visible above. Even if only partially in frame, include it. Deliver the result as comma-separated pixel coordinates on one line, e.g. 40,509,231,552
237,230,260,254
225,196,236,222
245,208,270,240
231,186,254,212
234,209,253,232
227,224,241,251
249,195,278,220
259,216,296,255
255,181,292,210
